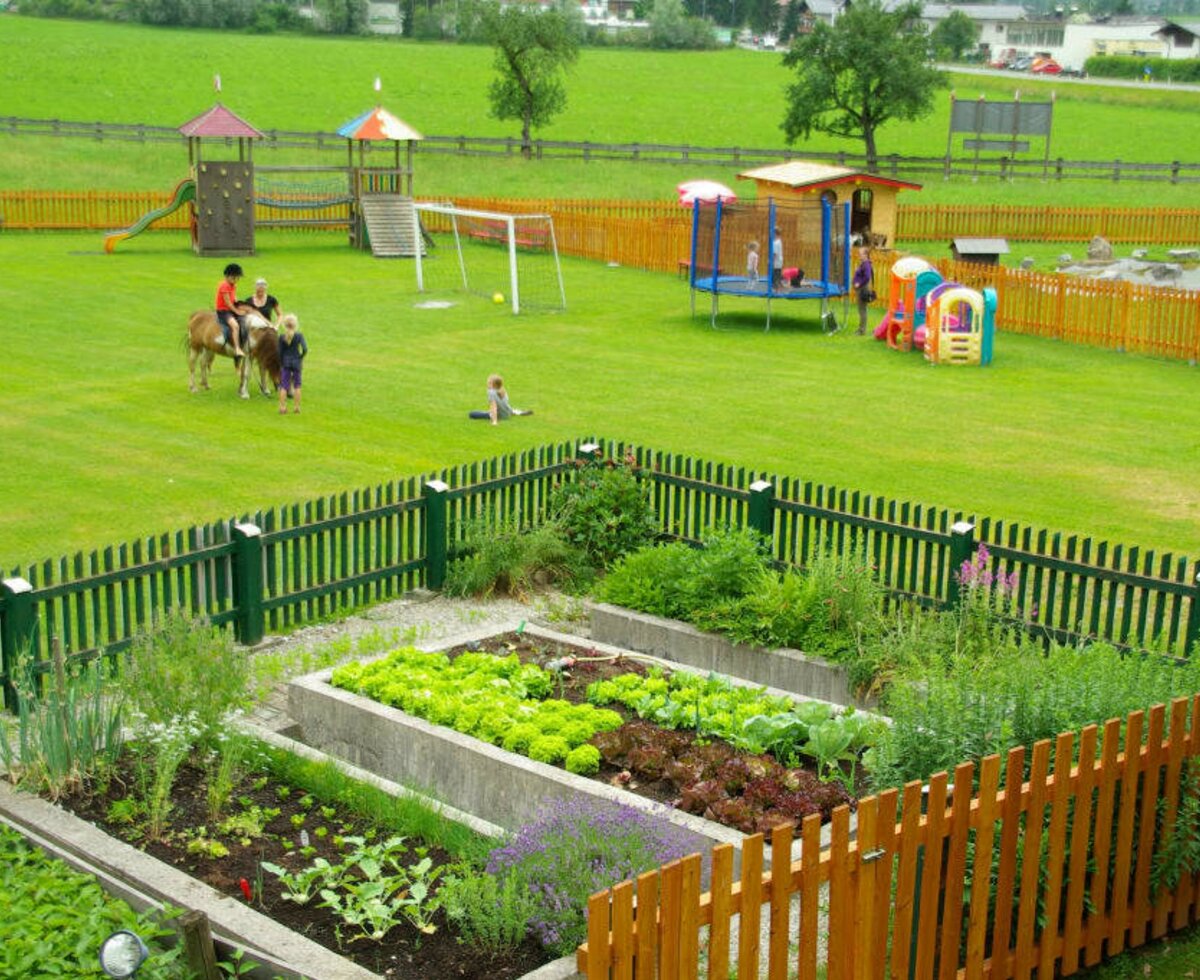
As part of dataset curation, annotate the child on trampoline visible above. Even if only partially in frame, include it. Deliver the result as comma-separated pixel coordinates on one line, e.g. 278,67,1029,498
470,374,533,425
746,241,760,283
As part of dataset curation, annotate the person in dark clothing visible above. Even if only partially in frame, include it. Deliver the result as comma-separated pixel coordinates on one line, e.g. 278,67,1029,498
852,246,875,335
277,314,308,415
241,277,281,326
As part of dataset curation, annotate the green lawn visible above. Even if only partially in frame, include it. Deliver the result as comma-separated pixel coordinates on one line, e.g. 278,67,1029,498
2,15,1200,205
1,228,1196,565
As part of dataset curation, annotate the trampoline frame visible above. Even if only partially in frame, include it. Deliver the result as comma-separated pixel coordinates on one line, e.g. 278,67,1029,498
688,196,853,331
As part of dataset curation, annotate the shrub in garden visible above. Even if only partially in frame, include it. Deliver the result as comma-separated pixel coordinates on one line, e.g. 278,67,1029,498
598,527,768,621
550,456,657,569
868,636,1200,792
486,798,694,955
440,869,538,956
123,609,251,749
444,518,590,599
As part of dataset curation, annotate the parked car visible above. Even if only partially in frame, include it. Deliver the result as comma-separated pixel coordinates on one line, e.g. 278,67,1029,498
1061,66,1087,77
1031,58,1062,74
1009,55,1034,71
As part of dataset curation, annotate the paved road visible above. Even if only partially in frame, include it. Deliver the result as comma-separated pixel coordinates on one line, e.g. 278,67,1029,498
941,64,1200,92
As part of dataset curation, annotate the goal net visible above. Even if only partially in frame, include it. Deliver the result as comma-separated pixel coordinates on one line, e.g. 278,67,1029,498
412,203,566,314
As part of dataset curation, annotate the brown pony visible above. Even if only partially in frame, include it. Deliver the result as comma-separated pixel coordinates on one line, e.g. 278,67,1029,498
186,310,281,399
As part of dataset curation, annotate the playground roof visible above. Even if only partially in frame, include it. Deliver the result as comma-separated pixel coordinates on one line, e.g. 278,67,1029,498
178,103,263,139
737,161,921,193
337,107,423,142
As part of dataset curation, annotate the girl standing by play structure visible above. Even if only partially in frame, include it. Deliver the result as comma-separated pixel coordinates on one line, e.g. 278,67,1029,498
852,246,874,335
746,241,760,283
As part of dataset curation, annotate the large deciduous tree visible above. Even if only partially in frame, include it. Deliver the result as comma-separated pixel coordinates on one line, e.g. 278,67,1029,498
781,0,945,170
482,3,579,158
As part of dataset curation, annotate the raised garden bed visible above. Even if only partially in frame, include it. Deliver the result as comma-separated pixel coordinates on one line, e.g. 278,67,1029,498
4,730,568,980
290,624,867,870
587,602,873,709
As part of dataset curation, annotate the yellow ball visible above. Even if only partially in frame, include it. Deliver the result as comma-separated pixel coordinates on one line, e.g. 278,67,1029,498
492,292,505,304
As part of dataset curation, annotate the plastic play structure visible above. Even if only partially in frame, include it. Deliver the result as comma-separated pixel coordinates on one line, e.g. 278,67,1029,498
687,196,851,330
103,177,196,253
872,256,996,366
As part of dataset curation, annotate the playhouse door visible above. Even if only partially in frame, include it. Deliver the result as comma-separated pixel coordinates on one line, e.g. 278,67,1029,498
851,188,873,239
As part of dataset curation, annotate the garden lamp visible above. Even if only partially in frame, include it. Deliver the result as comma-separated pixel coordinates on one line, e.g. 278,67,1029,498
99,930,149,978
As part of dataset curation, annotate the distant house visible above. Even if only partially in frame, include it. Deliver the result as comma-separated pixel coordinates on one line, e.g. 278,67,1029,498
1155,18,1200,59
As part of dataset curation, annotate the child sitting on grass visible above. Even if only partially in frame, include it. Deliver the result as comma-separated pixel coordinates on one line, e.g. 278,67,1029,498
469,374,532,425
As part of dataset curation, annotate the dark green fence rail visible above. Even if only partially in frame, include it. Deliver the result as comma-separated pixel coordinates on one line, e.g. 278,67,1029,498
2,437,1197,711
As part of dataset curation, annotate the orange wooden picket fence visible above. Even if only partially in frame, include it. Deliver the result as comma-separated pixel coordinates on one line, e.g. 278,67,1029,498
6,190,1198,246
897,205,1200,245
4,191,1198,361
579,696,1200,980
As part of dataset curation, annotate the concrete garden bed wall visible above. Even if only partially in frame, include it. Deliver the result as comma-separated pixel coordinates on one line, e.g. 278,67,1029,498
287,623,842,880
0,779,378,980
587,603,873,710
0,730,581,980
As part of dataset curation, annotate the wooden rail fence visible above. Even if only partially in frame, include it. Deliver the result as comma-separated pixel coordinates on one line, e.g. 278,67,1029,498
2,439,1197,710
579,696,1200,980
5,115,1200,184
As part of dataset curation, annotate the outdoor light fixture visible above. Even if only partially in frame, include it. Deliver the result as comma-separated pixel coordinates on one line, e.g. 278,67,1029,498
99,930,149,978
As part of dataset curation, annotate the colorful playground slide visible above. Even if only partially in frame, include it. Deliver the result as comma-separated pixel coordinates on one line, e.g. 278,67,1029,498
103,177,196,253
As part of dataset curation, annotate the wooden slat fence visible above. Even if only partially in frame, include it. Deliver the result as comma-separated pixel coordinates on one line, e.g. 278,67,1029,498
580,697,1200,980
6,115,1200,185
897,204,1200,245
2,439,1197,708
614,440,1200,657
0,440,581,702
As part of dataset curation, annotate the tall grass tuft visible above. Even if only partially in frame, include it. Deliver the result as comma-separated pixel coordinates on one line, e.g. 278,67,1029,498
0,641,125,801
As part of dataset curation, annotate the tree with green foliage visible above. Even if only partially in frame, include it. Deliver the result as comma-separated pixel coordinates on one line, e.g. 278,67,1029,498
930,9,979,61
482,3,579,157
778,0,802,43
649,0,716,47
316,0,367,34
781,0,945,171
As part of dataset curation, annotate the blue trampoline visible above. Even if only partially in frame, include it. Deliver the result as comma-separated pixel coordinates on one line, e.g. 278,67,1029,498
688,196,852,330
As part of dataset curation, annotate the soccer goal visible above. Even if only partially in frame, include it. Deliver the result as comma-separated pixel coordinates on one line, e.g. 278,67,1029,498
412,203,566,314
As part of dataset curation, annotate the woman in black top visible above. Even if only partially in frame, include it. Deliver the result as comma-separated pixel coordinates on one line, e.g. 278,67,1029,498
241,277,281,325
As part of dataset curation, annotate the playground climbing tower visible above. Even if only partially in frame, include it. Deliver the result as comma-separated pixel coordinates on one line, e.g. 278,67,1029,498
179,103,264,256
337,106,424,256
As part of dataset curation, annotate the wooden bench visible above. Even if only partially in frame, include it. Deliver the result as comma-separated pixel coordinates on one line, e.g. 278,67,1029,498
466,218,549,250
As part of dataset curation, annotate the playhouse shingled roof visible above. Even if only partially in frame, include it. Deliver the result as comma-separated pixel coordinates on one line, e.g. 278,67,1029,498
178,104,263,139
738,161,921,192
337,107,423,142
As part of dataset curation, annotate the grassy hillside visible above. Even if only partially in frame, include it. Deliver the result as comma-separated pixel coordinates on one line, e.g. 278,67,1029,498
2,16,1200,205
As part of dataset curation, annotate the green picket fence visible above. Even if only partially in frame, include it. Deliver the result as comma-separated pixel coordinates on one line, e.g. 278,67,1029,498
2,437,1197,711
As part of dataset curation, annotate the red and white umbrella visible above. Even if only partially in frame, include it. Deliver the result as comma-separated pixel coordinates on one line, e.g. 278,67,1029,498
677,179,737,207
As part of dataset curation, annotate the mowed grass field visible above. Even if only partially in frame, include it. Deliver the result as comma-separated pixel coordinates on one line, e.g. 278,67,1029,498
1,228,1197,566
1,17,1198,566
3,16,1200,205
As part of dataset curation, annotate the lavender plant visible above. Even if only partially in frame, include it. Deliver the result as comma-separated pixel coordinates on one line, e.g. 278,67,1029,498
486,798,695,955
